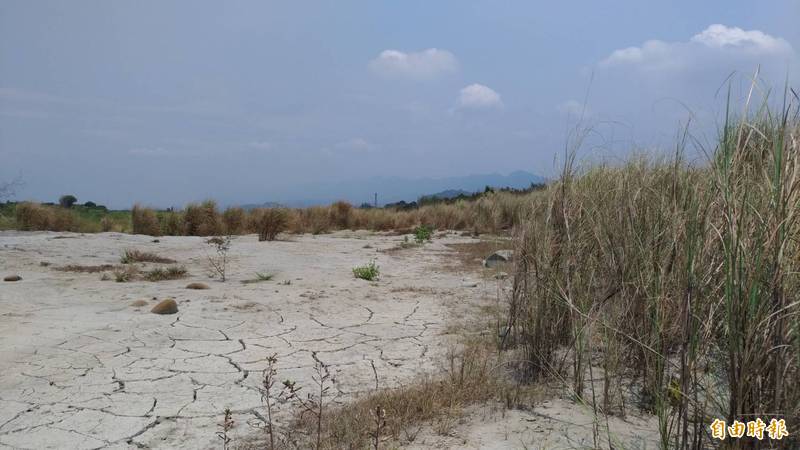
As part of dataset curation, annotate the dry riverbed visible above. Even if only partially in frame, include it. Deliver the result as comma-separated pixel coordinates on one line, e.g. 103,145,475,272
0,231,498,449
1,230,660,449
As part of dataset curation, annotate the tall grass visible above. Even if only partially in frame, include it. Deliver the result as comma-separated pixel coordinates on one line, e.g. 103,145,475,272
507,92,799,447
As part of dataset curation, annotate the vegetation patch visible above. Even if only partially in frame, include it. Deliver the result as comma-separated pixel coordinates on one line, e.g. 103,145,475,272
120,249,176,264
242,272,274,284
55,264,117,273
352,261,380,281
143,266,188,281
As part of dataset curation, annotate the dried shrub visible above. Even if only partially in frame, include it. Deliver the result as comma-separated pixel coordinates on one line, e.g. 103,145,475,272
160,211,184,236
184,200,222,236
222,207,246,235
251,208,288,241
329,201,353,230
131,204,161,236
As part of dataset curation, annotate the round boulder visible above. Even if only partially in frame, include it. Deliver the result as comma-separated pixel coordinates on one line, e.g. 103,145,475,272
151,298,178,315
186,282,210,290
3,275,22,282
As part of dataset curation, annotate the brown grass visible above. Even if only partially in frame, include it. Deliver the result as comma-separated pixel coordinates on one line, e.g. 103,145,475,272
444,239,511,271
55,264,117,273
143,266,187,281
251,208,289,241
120,249,176,264
131,204,161,236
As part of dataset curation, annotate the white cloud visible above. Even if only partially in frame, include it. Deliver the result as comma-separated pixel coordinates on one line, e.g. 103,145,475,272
600,24,795,72
458,84,503,109
369,48,458,80
690,24,791,52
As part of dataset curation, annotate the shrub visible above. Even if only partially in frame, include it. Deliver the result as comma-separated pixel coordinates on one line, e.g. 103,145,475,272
131,204,161,236
59,194,77,208
222,207,246,235
100,216,113,232
352,260,380,281
15,202,52,230
329,201,353,230
251,208,288,241
413,224,433,244
160,211,184,236
184,200,222,236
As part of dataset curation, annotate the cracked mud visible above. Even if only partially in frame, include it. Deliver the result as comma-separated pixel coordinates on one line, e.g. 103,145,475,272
0,231,491,449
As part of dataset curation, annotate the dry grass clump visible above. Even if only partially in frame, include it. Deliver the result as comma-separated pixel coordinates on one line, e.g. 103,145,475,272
14,202,76,231
120,249,176,264
184,200,223,236
506,94,800,447
143,266,187,281
328,201,352,229
445,239,511,271
279,342,521,449
223,207,246,235
251,208,289,241
131,204,161,236
55,264,117,273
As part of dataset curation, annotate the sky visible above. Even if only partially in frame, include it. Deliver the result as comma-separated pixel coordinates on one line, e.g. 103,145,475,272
1,1,798,208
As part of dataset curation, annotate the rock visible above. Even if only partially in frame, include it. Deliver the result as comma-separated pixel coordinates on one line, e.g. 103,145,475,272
151,298,178,314
186,282,210,290
483,250,514,268
461,280,479,288
130,299,149,307
3,275,22,282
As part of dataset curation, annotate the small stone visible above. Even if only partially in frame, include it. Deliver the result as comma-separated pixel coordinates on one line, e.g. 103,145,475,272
3,275,22,282
186,282,210,290
483,250,514,268
130,299,149,307
461,281,478,288
151,298,178,314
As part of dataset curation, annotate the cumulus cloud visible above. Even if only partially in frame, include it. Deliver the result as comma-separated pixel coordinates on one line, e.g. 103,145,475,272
369,48,458,80
457,84,503,109
600,24,796,72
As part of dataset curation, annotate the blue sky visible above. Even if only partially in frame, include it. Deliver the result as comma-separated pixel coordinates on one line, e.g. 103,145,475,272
1,1,798,208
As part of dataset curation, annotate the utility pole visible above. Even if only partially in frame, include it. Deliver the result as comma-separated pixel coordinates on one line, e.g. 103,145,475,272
374,192,378,208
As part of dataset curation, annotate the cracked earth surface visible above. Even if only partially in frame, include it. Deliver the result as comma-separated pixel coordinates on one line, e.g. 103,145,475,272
0,231,492,449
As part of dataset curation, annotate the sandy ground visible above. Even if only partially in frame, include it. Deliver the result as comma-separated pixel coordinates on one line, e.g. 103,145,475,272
0,231,494,449
1,230,660,449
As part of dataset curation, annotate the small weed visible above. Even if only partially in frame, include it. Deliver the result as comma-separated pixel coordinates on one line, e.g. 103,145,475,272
206,235,232,282
413,225,433,244
242,272,274,284
353,260,380,281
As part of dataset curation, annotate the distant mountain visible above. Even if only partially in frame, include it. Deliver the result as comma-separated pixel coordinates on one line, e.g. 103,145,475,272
423,189,472,200
268,170,547,207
